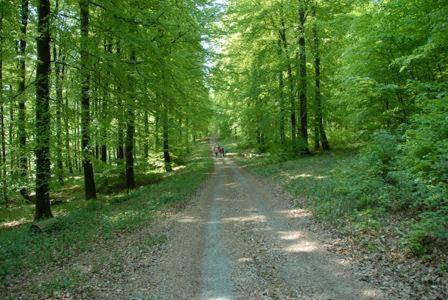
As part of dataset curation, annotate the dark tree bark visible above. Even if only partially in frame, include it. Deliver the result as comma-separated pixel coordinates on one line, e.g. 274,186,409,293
18,0,29,177
54,46,65,184
34,0,53,220
312,4,329,151
298,3,309,153
125,50,136,189
117,108,124,160
74,100,80,171
65,93,73,174
115,44,124,161
279,18,297,150
162,105,172,172
79,0,96,199
53,0,64,184
143,111,149,160
100,42,112,163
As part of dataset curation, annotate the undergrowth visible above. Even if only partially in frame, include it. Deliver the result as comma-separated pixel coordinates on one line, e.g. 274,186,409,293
235,141,447,260
0,143,213,285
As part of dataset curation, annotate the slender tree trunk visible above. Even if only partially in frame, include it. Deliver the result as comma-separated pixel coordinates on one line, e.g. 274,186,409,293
162,105,172,172
0,13,8,204
143,111,149,160
9,84,14,171
55,50,65,184
65,93,73,174
115,44,124,161
79,0,96,199
155,112,160,151
53,1,64,184
298,3,309,153
278,72,286,145
117,104,124,160
279,23,297,149
277,38,286,145
125,50,135,189
18,0,29,178
34,0,53,220
312,5,329,151
74,100,80,171
100,42,111,163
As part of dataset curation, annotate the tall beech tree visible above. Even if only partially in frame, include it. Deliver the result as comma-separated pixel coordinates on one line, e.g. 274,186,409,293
34,0,52,220
79,0,96,199
311,3,329,151
125,50,136,189
297,1,309,153
53,0,65,184
0,9,7,203
18,0,29,178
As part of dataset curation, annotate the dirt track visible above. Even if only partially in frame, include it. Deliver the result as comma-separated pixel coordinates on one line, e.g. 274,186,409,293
139,156,383,299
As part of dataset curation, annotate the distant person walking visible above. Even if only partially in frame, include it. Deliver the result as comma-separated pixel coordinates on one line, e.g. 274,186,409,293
213,146,219,158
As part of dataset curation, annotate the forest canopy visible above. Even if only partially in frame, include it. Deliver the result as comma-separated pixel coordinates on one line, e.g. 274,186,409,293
0,0,213,219
211,0,447,255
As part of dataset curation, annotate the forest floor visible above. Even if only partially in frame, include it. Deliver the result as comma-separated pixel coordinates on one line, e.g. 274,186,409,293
2,149,446,299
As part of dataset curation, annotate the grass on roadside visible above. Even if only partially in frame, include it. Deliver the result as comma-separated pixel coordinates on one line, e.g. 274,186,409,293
0,142,213,287
234,149,447,262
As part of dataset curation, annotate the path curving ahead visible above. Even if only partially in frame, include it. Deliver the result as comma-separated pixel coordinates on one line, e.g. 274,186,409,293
143,156,383,299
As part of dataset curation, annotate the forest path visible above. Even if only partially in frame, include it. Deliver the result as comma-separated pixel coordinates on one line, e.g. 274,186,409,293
136,155,384,299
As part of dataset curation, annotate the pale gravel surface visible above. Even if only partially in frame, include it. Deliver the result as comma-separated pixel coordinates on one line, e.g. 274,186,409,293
138,156,384,299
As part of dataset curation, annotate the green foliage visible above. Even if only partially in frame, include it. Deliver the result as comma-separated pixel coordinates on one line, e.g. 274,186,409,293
217,0,448,257
0,144,212,281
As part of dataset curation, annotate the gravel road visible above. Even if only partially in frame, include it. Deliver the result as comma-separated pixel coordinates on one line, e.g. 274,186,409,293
143,156,383,299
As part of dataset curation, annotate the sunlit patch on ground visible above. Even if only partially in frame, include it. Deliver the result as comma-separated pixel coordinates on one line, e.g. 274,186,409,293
277,230,305,240
178,216,198,223
237,257,253,262
285,240,319,253
334,258,350,266
173,165,186,171
288,173,328,180
1,218,28,229
221,215,267,223
275,209,312,219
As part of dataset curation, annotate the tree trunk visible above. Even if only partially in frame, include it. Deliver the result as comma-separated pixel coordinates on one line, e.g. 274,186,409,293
100,42,111,163
279,20,297,150
53,0,64,184
143,111,149,160
74,100,80,171
79,0,96,199
155,112,160,151
115,44,124,161
65,93,73,174
125,50,135,189
277,38,286,145
0,13,8,204
162,105,172,172
18,0,29,178
34,0,53,220
9,84,14,171
312,4,329,151
54,46,65,184
298,3,309,153
117,106,124,160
